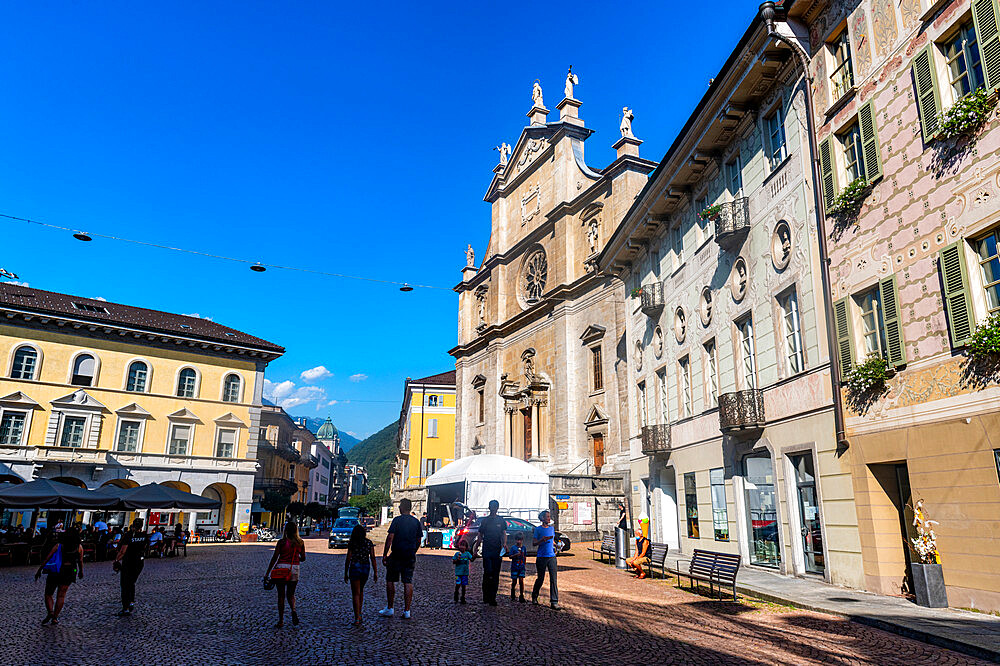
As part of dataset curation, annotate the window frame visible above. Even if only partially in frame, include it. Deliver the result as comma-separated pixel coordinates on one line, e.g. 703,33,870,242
829,26,855,102
58,413,89,448
214,427,238,458
710,467,730,541
737,316,758,390
854,285,889,359
477,388,485,424
167,423,193,456
637,380,648,428
679,356,692,418
727,153,743,197
114,418,144,453
838,120,866,185
427,418,438,438
427,394,439,407
591,345,604,392
974,229,1000,316
8,344,41,381
765,105,787,169
656,368,668,424
943,19,985,101
704,339,719,405
684,472,700,539
68,351,100,387
175,367,200,399
221,373,242,403
0,408,30,446
780,289,805,375
124,359,150,393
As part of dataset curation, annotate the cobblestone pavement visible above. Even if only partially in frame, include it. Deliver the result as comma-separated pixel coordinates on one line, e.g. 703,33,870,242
0,538,989,665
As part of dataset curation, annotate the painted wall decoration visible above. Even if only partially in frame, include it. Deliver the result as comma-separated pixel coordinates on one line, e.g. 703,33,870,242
899,0,921,29
871,0,899,58
852,9,872,79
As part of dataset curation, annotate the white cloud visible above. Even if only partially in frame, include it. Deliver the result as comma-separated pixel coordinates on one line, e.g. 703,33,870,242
7,281,29,287
91,296,107,302
263,378,326,410
347,431,358,438
349,373,368,383
327,400,339,406
182,312,213,321
300,365,332,383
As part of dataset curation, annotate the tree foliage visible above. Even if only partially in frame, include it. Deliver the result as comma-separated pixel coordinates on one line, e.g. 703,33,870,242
348,488,389,517
260,491,290,514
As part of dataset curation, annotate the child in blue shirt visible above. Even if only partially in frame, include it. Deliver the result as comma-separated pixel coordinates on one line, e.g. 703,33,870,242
452,540,473,604
508,532,527,602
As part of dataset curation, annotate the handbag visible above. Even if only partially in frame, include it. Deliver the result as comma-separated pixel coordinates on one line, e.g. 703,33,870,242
42,545,63,574
270,563,291,580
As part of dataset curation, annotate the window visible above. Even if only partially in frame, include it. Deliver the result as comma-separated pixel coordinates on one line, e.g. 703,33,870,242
477,388,485,423
176,368,198,398
840,121,865,183
656,368,668,423
727,154,742,196
10,346,38,380
59,415,87,448
738,317,757,389
651,248,661,279
427,418,438,438
673,223,684,266
780,290,805,374
71,354,96,387
637,381,647,427
704,340,718,405
0,411,27,446
126,361,148,392
857,287,888,358
976,230,1000,314
995,449,1000,484
684,473,700,538
216,429,236,458
696,195,709,237
427,395,439,407
222,374,241,403
765,107,787,168
591,346,604,391
830,28,854,100
169,424,192,455
116,420,141,452
422,458,441,477
679,356,692,418
945,21,984,98
710,468,729,541
71,301,108,314
836,275,904,369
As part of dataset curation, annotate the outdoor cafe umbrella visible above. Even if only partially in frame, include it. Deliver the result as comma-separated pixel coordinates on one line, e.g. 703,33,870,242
99,483,221,510
0,478,121,509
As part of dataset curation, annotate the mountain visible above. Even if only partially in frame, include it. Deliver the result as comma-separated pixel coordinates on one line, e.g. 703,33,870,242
346,420,398,493
293,416,361,451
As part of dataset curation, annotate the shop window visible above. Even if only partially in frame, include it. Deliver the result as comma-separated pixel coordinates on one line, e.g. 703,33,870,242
744,453,779,567
710,468,729,541
684,472,700,538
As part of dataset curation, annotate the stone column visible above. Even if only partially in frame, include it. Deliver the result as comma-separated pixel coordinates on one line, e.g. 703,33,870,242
531,401,540,460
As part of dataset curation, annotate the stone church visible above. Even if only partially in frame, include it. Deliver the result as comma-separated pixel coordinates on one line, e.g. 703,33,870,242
450,74,655,533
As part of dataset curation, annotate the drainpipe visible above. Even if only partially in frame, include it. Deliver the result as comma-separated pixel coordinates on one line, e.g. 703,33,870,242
759,2,849,451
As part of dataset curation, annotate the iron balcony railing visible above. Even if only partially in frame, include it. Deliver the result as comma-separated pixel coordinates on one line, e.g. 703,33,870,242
718,389,766,435
713,197,750,247
255,477,298,496
640,281,664,316
640,424,671,455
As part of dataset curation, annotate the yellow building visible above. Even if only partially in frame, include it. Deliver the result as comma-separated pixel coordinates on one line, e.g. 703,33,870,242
392,371,455,513
0,283,283,532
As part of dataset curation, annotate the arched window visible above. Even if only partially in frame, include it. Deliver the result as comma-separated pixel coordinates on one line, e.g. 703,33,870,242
427,395,439,407
71,354,97,387
10,346,39,380
126,361,149,392
222,374,241,403
176,368,198,398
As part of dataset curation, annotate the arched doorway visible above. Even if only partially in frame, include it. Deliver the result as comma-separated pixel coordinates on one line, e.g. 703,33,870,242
200,482,237,532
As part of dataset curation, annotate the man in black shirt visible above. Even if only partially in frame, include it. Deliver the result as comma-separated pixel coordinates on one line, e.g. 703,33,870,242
379,498,422,619
114,518,149,616
473,500,507,606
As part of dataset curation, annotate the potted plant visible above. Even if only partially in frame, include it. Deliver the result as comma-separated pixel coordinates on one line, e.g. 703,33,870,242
907,499,947,608
936,88,997,140
967,312,1000,366
827,178,871,220
698,203,723,221
630,286,643,299
844,353,892,396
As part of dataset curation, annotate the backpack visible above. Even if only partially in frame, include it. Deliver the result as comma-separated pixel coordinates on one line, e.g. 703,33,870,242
42,545,63,574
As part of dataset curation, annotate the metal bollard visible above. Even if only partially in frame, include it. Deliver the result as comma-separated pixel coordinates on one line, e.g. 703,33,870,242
615,527,629,569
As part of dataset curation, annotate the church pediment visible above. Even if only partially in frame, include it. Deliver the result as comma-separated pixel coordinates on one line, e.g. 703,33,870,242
0,391,40,408
584,404,609,427
51,390,108,411
485,126,556,202
580,324,606,343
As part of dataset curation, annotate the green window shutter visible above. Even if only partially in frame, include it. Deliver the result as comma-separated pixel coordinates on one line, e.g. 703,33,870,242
912,46,942,141
859,101,883,183
879,274,906,367
833,297,856,373
819,137,837,213
972,0,1000,91
939,241,975,347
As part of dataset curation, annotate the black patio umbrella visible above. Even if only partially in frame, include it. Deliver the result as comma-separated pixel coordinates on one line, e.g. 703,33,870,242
107,483,221,510
0,478,121,509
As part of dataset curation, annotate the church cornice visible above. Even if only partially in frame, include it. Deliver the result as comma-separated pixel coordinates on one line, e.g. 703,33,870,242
484,121,596,203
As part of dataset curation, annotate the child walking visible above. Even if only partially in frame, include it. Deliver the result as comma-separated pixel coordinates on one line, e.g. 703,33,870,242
344,525,378,626
508,533,527,602
452,540,473,604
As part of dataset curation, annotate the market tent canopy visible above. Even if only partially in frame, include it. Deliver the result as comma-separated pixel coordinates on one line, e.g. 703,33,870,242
425,455,548,520
95,483,221,510
0,478,121,509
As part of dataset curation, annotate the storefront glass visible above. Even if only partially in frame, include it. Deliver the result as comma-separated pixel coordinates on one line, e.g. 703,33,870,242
743,453,779,567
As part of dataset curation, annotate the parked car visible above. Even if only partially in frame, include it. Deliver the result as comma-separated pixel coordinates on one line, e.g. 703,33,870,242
328,518,359,548
361,516,376,531
454,516,571,555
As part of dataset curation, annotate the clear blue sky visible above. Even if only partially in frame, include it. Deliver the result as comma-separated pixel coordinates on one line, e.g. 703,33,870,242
0,2,758,438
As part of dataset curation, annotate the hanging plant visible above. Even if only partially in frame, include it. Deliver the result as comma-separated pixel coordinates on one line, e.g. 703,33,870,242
698,203,723,221
630,287,643,298
844,353,891,397
936,88,997,140
827,178,871,219
968,313,1000,363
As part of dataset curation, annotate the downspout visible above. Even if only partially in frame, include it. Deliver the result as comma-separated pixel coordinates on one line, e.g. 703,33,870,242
418,384,427,485
759,2,849,451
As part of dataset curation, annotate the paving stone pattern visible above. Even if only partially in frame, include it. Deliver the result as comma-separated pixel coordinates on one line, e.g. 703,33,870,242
0,539,988,665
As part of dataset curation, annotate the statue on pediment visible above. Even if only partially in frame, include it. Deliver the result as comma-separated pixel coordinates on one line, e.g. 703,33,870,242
620,107,635,139
564,66,579,99
495,142,511,166
532,80,544,109
466,244,475,267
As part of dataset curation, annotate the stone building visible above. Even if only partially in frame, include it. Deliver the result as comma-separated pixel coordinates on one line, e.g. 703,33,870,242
797,0,1000,610
449,77,656,537
599,6,864,590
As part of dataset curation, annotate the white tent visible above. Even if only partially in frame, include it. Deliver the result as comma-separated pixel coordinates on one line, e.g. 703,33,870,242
425,454,549,521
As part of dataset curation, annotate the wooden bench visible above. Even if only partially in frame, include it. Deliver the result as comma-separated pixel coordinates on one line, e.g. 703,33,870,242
668,549,741,600
586,533,616,563
646,542,669,579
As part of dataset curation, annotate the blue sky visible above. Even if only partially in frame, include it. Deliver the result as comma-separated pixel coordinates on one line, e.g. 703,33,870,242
0,2,758,438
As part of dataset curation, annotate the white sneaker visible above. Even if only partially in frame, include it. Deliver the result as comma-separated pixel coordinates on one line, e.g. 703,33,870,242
402,610,411,619
378,608,394,617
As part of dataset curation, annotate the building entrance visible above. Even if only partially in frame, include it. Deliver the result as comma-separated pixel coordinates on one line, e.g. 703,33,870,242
790,453,824,575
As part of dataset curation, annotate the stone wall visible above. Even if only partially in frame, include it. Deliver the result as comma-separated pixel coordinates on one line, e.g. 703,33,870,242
549,473,625,542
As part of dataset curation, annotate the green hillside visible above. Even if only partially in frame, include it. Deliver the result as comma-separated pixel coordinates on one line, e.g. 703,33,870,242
346,420,398,493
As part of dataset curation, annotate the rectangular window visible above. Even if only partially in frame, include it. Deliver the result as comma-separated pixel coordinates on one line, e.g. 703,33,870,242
840,121,866,184
685,472,700,538
216,428,236,458
780,290,805,374
710,467,729,541
0,411,27,446
856,287,888,358
995,449,1000,484
673,224,684,265
727,154,742,196
766,107,787,168
651,248,661,279
704,340,718,405
427,395,438,407
169,424,192,455
60,416,87,448
696,196,709,237
116,420,141,452
637,381,648,427
422,458,440,478
679,356,692,417
477,388,485,423
830,28,855,100
592,346,604,391
427,418,438,438
656,368,668,423
738,317,758,389
977,230,1000,315
945,21,985,98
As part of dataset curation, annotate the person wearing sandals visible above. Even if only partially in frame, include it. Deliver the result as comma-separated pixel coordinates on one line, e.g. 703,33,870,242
265,521,306,628
344,524,377,626
36,526,84,626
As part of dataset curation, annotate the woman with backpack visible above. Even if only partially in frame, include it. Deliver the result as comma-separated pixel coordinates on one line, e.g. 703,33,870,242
264,521,306,628
35,526,84,625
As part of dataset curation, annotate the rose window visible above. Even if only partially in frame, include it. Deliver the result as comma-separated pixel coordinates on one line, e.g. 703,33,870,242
522,249,548,303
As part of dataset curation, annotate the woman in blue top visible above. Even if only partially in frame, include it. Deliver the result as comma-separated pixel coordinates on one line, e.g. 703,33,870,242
531,510,561,610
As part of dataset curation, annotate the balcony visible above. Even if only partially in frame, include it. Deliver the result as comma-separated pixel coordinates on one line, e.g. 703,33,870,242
640,281,664,316
640,424,671,456
718,389,765,437
277,441,300,462
713,198,750,248
300,453,319,469
254,477,297,496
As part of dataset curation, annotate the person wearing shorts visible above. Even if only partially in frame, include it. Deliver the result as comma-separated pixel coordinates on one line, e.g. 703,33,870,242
379,498,422,619
452,540,472,604
508,533,527,602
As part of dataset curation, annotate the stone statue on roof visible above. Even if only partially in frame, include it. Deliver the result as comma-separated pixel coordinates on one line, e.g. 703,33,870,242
620,107,635,139
532,80,544,108
565,66,579,99
495,142,511,166
466,244,475,267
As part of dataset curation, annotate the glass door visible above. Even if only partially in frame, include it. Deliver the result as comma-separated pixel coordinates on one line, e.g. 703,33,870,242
790,453,825,575
743,453,779,567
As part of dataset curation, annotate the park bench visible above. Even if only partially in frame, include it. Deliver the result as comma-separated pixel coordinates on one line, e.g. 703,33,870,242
668,548,741,600
646,542,669,579
587,533,616,563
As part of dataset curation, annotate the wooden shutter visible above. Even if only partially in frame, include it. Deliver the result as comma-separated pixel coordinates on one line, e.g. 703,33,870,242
879,274,906,367
973,0,1000,91
912,46,942,141
939,241,975,347
859,101,883,183
819,137,837,213
833,297,856,373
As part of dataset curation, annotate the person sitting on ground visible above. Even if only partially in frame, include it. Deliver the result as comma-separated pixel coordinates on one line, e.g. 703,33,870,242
452,539,473,605
626,518,651,579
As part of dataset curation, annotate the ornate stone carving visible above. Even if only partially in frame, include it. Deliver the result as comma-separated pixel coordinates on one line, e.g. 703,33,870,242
771,220,793,270
586,219,599,255
620,107,635,139
521,185,541,224
731,257,748,302
653,326,664,358
495,142,511,166
516,140,548,174
520,248,548,304
699,288,713,327
532,80,544,108
466,244,475,267
564,66,578,99
674,307,687,343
